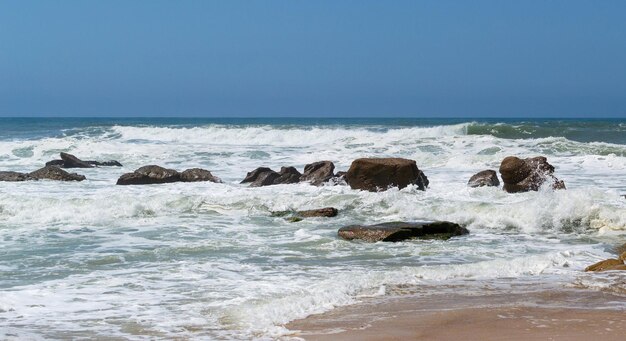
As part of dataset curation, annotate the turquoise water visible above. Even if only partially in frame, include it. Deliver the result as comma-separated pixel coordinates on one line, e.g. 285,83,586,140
0,118,625,339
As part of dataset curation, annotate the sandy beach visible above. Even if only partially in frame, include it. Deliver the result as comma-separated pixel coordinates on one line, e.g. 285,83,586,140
286,288,626,341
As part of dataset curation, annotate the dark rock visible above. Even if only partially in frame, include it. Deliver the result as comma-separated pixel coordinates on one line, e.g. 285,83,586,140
298,207,339,218
249,170,280,187
241,167,275,184
271,207,339,222
180,168,221,183
300,161,335,186
499,156,565,193
468,170,500,188
86,160,123,167
0,171,36,182
275,166,302,184
116,165,180,185
338,221,469,242
29,166,86,181
345,158,428,192
328,171,347,185
60,152,94,168
45,160,65,167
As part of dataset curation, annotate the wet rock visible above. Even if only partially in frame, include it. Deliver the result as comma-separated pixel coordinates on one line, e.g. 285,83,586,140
0,171,36,182
275,166,302,184
271,207,339,222
87,160,123,167
46,153,122,168
60,152,94,168
249,171,280,187
468,170,500,188
180,168,221,183
615,243,626,255
345,158,429,192
45,160,65,167
338,221,468,242
499,156,565,193
29,166,86,181
298,207,339,218
328,171,347,185
585,252,626,272
116,165,180,185
241,167,275,184
300,161,335,186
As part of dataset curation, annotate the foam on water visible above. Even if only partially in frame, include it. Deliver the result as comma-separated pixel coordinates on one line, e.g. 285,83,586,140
1,120,625,339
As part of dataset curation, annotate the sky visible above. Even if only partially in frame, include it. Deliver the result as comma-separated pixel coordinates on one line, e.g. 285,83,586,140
1,0,625,117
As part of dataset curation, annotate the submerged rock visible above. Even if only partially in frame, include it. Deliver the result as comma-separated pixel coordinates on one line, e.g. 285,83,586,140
29,166,86,181
180,168,221,183
345,158,428,192
338,221,468,242
468,170,500,188
87,160,123,167
271,207,339,222
116,165,180,185
0,171,36,182
499,156,565,193
585,252,626,272
300,161,335,186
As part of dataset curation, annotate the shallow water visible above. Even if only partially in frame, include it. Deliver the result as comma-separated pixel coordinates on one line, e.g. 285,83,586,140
0,118,625,339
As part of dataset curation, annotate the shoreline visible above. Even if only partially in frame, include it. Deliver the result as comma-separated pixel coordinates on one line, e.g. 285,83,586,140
285,288,626,341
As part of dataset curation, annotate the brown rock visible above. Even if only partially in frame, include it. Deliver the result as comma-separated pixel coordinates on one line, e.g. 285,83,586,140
180,168,221,182
468,170,500,188
338,221,468,242
499,156,565,193
29,166,86,181
345,158,429,192
0,171,36,182
249,171,280,187
298,207,339,218
275,166,302,184
241,167,274,184
584,253,626,272
300,161,335,186
116,165,180,185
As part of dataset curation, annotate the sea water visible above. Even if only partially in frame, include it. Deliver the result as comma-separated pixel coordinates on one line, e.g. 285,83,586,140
0,118,625,339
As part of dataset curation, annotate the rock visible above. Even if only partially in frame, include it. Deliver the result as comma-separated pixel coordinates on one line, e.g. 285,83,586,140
300,161,335,185
345,158,429,192
585,252,626,272
250,170,280,187
271,207,339,221
328,171,347,185
0,171,36,181
29,166,86,181
45,160,65,167
241,167,275,184
298,207,339,218
468,170,500,188
275,166,302,184
499,156,565,193
116,165,180,185
60,152,94,168
46,153,122,168
180,168,221,183
615,243,626,255
86,160,123,167
338,221,468,242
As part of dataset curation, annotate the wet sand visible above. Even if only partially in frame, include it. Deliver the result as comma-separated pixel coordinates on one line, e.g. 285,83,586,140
286,289,626,341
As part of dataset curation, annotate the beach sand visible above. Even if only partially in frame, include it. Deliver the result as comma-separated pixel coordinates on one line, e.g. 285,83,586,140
286,289,626,341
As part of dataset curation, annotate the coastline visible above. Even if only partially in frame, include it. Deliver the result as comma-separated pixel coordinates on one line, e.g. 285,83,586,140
285,287,626,341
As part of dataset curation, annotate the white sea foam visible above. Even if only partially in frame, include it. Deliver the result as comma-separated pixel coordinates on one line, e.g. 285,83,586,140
1,123,625,339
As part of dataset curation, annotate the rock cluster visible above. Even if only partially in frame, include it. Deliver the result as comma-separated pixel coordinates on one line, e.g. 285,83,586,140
0,166,85,182
117,165,220,185
241,161,338,187
345,158,429,192
46,152,122,168
498,156,565,193
338,221,469,242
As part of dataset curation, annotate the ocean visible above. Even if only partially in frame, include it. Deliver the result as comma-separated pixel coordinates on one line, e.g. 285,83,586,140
1,117,625,339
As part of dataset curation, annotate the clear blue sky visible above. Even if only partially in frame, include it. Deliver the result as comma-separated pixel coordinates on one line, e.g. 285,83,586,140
1,0,625,117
